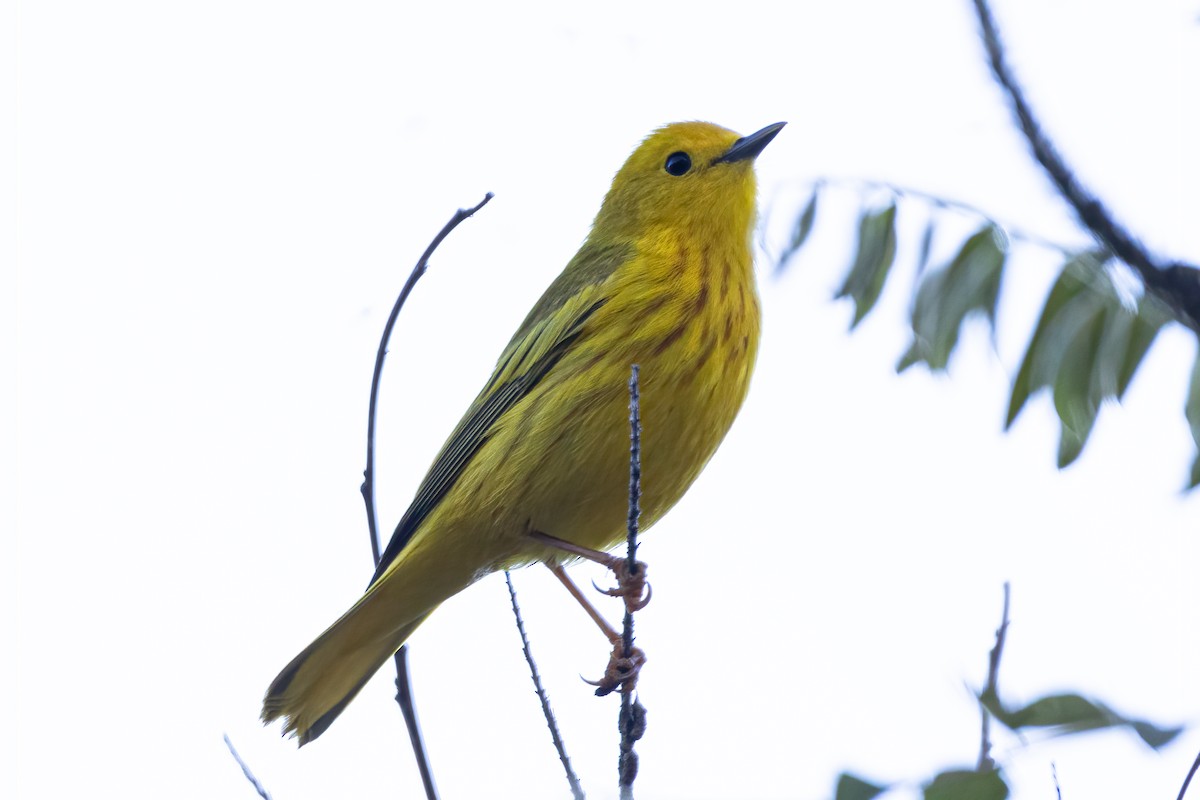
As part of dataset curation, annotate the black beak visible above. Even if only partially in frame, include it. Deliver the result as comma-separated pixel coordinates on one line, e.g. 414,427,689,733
712,121,786,165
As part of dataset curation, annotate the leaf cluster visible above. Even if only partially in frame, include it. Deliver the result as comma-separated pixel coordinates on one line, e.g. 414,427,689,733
778,187,1200,488
833,690,1180,800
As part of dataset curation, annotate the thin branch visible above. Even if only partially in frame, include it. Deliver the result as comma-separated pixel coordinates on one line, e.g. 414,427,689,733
618,699,647,800
1051,762,1062,800
223,734,272,800
360,192,493,800
362,192,495,562
807,176,1080,257
506,571,586,800
977,581,1011,771
969,0,1200,334
618,365,647,799
392,648,437,800
1179,747,1200,800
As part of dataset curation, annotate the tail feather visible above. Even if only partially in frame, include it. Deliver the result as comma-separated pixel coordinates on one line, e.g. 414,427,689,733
264,521,491,743
262,609,432,745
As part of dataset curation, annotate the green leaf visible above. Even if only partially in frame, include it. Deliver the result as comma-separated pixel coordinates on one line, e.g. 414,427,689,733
897,266,947,372
898,225,1007,372
1005,251,1109,428
1002,249,1168,468
1115,296,1167,398
984,692,1183,750
1003,250,1167,468
1130,720,1186,749
1090,301,1138,400
924,769,1008,800
915,219,936,278
1187,353,1200,489
777,189,819,272
1088,289,1168,404
978,687,1001,717
992,693,1109,730
835,772,888,800
1052,301,1106,467
837,203,898,327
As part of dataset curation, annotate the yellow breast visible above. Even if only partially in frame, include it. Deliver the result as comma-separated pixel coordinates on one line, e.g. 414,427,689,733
488,229,761,560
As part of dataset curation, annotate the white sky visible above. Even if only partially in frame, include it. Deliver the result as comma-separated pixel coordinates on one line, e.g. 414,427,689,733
11,1,1200,799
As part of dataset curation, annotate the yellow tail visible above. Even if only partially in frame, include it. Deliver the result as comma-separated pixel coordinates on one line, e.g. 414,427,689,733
262,524,490,744
261,598,433,745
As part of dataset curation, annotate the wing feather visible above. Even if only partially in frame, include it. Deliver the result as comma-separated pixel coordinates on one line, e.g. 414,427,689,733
368,272,615,585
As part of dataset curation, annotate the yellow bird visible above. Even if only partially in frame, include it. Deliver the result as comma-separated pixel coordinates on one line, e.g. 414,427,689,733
263,120,784,744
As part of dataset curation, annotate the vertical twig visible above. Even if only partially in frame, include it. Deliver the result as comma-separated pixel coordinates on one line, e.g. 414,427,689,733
360,192,493,800
224,734,272,800
392,649,436,800
506,572,586,800
978,582,1011,771
618,365,647,799
624,365,642,638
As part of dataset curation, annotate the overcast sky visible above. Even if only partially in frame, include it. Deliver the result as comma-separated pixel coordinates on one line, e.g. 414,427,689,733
12,1,1200,799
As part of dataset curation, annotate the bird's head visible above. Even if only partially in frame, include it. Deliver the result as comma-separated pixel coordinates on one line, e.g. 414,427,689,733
590,121,786,245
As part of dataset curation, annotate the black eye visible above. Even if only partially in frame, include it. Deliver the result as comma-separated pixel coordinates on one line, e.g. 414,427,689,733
664,151,692,176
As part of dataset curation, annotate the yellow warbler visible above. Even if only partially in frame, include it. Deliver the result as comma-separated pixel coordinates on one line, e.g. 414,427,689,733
263,120,784,744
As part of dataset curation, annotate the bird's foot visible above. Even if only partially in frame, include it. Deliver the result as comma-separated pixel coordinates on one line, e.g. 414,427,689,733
530,531,652,614
593,558,652,614
584,642,646,697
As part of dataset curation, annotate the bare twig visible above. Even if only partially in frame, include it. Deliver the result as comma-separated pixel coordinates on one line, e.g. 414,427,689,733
618,365,647,799
360,192,493,800
506,572,586,800
1179,747,1200,800
803,177,1081,257
392,648,436,800
969,0,1200,333
223,734,272,800
362,192,495,562
1052,762,1062,800
624,365,643,623
978,582,1011,771
618,698,647,800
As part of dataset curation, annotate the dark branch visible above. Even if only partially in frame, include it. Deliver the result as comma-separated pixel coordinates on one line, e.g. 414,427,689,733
360,192,493,800
618,365,647,799
1179,746,1200,800
978,581,1010,771
362,192,495,562
506,572,586,800
224,734,272,800
623,364,642,646
393,648,437,800
970,0,1200,334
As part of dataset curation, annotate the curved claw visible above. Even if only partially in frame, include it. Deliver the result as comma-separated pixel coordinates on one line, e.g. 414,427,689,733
593,579,651,611
628,581,651,612
592,561,652,614
582,645,646,697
